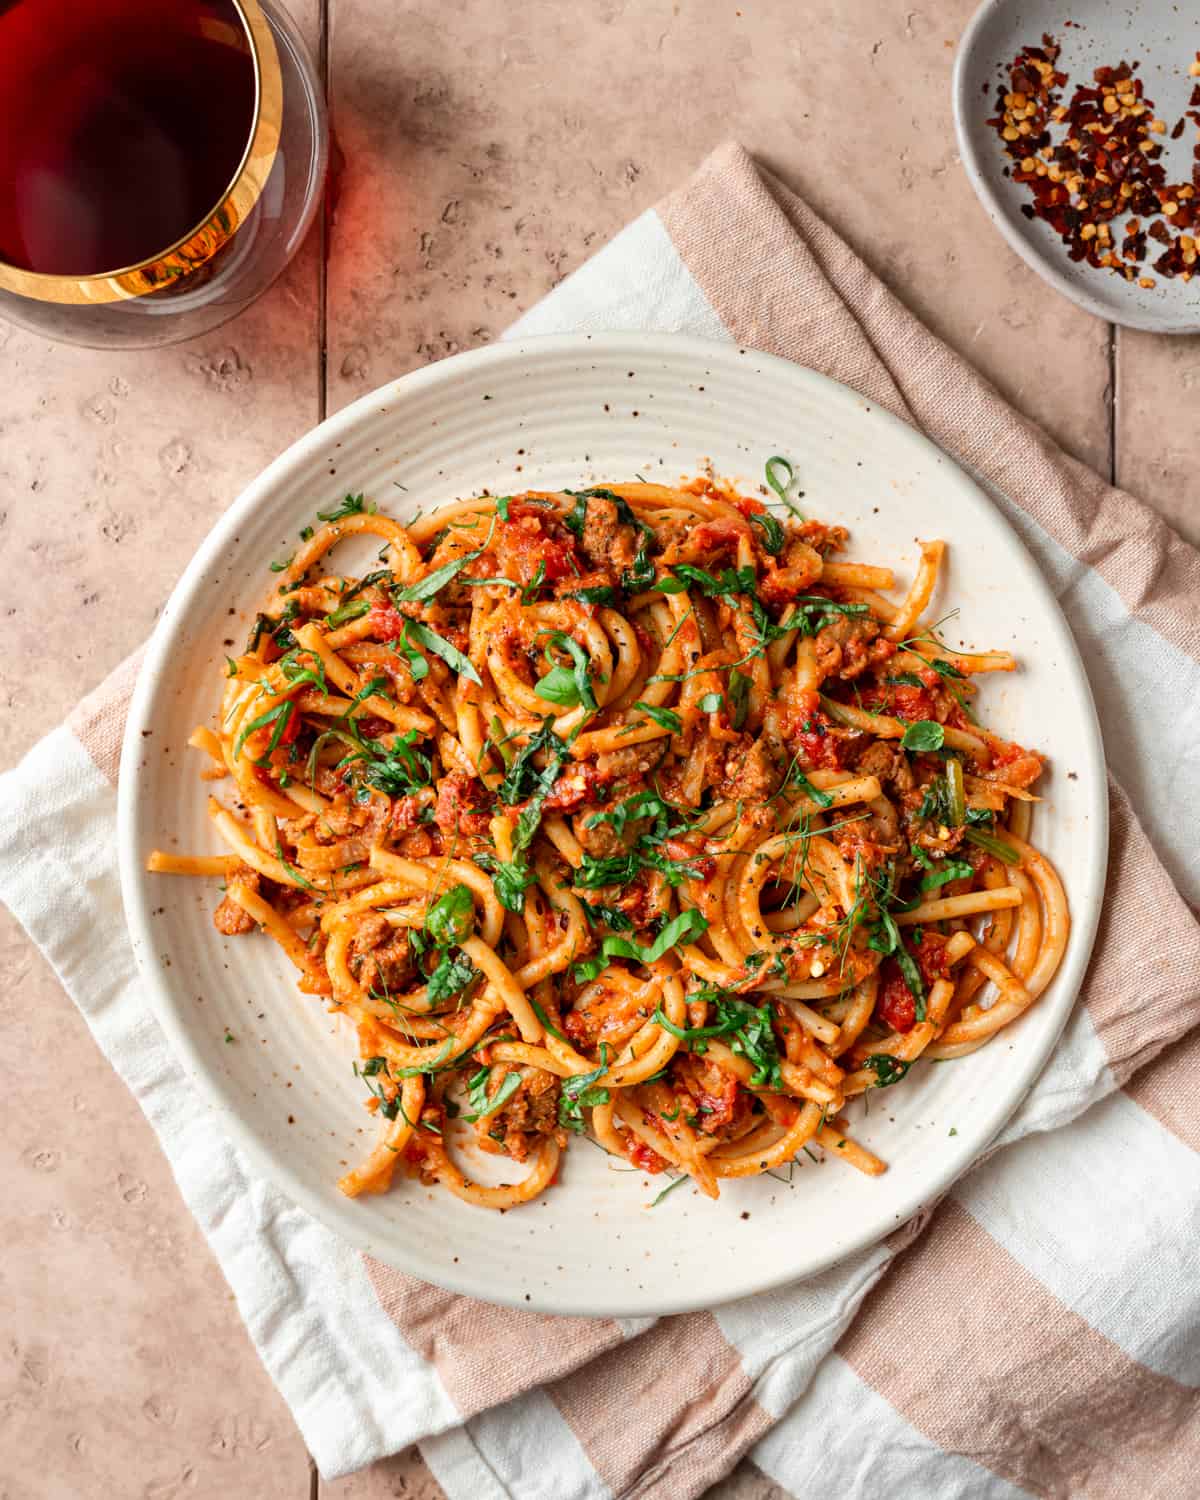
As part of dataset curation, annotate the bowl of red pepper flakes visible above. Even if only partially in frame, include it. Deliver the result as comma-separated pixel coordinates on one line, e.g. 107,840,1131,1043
954,0,1200,334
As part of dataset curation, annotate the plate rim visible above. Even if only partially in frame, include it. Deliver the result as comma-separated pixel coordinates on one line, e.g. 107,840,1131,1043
952,0,1200,336
117,329,1109,1317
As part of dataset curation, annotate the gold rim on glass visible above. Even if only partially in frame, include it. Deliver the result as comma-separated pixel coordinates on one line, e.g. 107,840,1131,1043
0,0,282,306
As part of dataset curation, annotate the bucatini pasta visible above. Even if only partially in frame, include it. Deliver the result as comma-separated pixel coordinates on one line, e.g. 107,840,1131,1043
148,473,1069,1208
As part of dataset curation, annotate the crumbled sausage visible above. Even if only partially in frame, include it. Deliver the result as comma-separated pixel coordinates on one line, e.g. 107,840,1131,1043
213,864,261,935
477,1066,562,1160
812,615,887,682
594,734,669,785
854,739,916,795
718,738,780,802
578,496,640,573
434,772,492,836
351,916,415,994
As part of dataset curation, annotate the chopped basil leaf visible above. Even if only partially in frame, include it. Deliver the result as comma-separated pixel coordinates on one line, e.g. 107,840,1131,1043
728,670,752,731
864,1054,911,1087
579,901,635,931
520,560,548,603
567,584,618,606
233,700,294,765
919,859,973,892
535,631,596,711
392,554,476,603
274,841,315,891
358,728,433,797
535,664,584,706
426,951,478,1005
653,995,782,1089
317,493,375,523
529,996,566,1041
584,789,671,837
404,619,482,686
497,719,567,805
900,720,945,753
558,1044,611,1133
462,1066,522,1123
765,456,806,519
789,767,833,808
476,850,536,914
576,853,640,889
867,909,902,957
425,884,475,948
393,621,431,684
659,563,756,599
649,1174,688,1206
596,907,708,966
633,701,682,733
326,597,371,628
749,511,785,554
392,519,497,604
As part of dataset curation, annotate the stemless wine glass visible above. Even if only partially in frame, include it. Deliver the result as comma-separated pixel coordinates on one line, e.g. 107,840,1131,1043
0,0,327,349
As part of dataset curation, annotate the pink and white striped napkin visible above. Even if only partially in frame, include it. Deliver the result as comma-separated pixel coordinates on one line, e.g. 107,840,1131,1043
3,143,1200,1498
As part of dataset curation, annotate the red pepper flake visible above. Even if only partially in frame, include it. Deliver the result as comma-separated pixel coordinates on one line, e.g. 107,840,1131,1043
989,39,1200,283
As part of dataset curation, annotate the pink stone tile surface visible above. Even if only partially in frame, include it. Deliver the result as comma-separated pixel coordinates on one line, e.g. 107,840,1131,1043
1,2,1196,1498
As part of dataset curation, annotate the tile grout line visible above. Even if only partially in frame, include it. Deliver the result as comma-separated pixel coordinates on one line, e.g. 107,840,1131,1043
317,0,331,425
1106,322,1118,486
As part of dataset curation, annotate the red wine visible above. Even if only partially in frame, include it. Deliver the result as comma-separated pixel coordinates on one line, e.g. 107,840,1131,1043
0,0,257,277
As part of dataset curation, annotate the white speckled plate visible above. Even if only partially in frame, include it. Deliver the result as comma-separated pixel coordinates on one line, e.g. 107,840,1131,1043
118,333,1106,1317
955,0,1200,332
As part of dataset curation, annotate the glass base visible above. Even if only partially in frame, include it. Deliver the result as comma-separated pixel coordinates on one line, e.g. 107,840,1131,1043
0,0,327,350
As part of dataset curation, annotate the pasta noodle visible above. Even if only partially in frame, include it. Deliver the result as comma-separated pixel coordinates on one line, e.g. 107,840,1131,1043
148,476,1068,1208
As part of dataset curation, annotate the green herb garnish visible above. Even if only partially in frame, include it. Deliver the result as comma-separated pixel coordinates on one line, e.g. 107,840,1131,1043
900,720,945,753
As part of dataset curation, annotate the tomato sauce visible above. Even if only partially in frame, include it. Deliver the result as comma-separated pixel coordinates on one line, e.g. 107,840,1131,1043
627,1137,667,1174
368,600,405,642
876,962,916,1032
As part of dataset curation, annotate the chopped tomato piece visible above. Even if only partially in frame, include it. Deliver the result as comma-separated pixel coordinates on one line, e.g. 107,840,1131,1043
543,762,601,813
434,772,492,836
876,930,950,1035
691,519,747,553
791,708,843,770
627,1137,667,1174
912,929,951,985
369,601,406,641
496,506,580,585
732,494,766,517
876,961,916,1032
862,681,937,722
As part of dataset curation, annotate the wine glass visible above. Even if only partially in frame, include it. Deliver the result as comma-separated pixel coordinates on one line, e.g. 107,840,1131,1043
0,0,327,349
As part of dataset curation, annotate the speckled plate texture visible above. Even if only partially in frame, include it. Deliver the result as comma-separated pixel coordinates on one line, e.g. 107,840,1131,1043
955,0,1200,332
118,333,1107,1317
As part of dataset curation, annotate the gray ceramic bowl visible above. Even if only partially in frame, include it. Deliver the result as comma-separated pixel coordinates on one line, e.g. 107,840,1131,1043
954,0,1200,333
